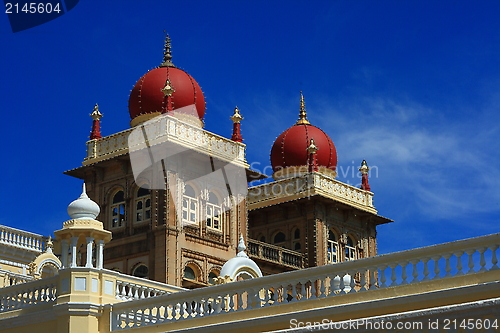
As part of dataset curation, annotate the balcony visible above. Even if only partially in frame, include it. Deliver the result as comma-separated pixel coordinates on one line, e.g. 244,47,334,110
83,114,248,168
247,239,305,269
0,225,45,253
248,172,378,215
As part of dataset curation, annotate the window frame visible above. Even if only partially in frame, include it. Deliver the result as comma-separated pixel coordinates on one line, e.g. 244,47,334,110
327,229,339,264
182,184,198,225
206,191,222,231
345,235,357,261
134,187,151,224
110,190,126,229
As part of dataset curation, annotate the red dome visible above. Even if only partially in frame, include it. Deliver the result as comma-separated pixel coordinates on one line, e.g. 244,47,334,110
270,123,337,173
128,66,205,124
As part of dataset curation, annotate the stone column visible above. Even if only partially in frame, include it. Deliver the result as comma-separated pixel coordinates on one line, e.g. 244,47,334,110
61,239,69,268
85,237,94,268
96,239,104,269
70,237,78,267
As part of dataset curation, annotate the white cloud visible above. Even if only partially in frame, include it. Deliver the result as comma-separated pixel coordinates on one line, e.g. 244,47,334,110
316,96,500,220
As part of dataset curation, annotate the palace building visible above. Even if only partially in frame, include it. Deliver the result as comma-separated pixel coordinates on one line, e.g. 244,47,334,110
0,36,498,333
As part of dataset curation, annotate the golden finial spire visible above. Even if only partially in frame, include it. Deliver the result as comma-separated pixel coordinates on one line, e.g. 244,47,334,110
230,106,243,124
295,91,310,125
161,79,175,96
160,32,175,68
90,103,103,121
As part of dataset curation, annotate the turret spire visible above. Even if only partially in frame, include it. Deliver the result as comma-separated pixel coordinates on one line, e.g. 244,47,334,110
230,106,243,142
295,91,310,125
359,160,371,191
160,32,176,68
90,104,103,140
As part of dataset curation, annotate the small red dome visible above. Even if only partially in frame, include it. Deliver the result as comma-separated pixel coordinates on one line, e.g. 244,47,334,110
128,66,205,123
270,123,337,173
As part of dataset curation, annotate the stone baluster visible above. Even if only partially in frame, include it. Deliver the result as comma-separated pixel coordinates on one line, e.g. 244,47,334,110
443,253,452,277
400,261,408,285
389,263,398,286
379,265,387,288
432,255,441,279
368,268,377,290
489,245,499,270
348,272,356,293
465,249,476,274
360,269,368,291
478,247,487,272
421,257,431,281
454,251,464,276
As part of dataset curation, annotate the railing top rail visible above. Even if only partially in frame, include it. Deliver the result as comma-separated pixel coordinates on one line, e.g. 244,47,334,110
112,232,500,310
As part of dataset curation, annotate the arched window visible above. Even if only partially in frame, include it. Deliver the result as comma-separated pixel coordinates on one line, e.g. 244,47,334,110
132,264,148,279
345,236,356,261
206,192,221,230
135,187,151,223
292,228,301,251
327,230,339,263
184,266,196,280
182,185,197,224
259,235,266,242
111,190,125,228
273,232,286,245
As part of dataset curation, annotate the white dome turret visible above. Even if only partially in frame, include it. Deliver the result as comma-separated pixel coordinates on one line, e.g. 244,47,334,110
67,183,100,219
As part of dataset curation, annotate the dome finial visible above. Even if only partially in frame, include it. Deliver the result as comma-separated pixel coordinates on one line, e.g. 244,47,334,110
236,234,248,258
296,91,310,125
160,31,176,68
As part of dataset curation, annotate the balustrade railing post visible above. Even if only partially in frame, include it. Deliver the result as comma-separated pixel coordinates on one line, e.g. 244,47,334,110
400,261,408,285
421,257,431,281
489,245,499,270
431,255,442,280
454,251,464,276
478,247,487,272
465,249,476,274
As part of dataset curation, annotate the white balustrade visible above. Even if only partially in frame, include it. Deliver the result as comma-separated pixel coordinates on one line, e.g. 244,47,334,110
0,225,45,252
248,173,376,213
84,114,247,168
0,277,57,312
115,280,170,301
1,270,36,287
110,233,500,331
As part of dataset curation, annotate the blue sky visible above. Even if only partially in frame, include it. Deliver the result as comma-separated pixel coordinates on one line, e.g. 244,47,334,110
1,1,499,255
